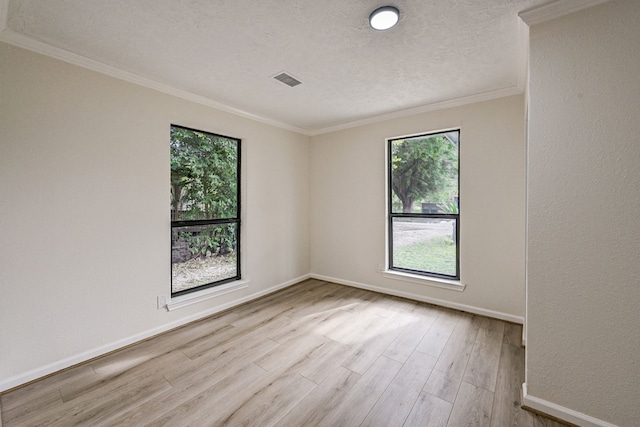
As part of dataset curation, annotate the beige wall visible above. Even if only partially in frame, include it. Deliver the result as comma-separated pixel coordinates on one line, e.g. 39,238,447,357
310,94,527,320
0,37,529,392
0,42,310,389
526,1,640,425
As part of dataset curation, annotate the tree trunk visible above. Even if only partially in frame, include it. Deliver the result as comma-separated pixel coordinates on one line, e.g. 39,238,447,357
171,183,183,220
391,182,413,213
401,196,413,213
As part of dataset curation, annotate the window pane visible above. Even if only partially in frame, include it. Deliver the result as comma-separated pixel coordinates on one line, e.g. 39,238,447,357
171,223,238,293
391,217,457,277
390,132,459,214
170,126,239,221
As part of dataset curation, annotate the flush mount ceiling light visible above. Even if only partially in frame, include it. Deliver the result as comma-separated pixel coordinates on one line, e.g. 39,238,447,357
369,6,399,31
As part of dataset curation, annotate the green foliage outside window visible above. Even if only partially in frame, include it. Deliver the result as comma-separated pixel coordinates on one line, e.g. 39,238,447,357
391,135,458,213
388,130,460,279
170,126,238,221
170,126,239,258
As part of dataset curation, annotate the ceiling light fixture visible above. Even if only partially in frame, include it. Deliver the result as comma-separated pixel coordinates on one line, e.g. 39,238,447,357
369,6,399,31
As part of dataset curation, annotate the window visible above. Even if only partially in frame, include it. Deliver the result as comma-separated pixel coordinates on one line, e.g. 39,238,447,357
388,130,459,279
170,125,241,296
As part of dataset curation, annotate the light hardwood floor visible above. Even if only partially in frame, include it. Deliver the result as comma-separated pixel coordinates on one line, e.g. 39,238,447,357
1,279,566,426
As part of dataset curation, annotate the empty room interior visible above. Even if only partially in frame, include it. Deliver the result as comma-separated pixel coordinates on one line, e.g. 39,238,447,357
0,0,638,426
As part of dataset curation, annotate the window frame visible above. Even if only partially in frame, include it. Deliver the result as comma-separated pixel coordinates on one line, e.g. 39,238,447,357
170,124,241,298
387,129,460,281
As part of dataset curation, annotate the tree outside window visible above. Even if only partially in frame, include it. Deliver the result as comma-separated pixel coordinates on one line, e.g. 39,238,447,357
388,130,459,279
170,125,241,296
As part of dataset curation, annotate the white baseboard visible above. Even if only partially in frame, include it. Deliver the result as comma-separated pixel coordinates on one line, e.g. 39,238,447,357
2,272,522,393
521,383,618,427
310,274,524,324
0,274,309,393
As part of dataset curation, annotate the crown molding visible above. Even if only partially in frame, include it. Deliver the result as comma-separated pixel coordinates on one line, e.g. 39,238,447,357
516,18,530,92
1,0,528,139
310,17,530,136
0,0,8,33
519,0,612,26
0,28,310,136
309,85,523,136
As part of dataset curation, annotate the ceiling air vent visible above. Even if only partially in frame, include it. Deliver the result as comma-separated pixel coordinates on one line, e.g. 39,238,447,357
273,72,302,87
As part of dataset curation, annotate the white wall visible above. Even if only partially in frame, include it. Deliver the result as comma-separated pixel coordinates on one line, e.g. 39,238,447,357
526,1,640,425
310,95,526,320
0,42,310,390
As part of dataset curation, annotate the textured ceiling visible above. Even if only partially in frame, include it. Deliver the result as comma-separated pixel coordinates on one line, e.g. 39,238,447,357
2,0,549,133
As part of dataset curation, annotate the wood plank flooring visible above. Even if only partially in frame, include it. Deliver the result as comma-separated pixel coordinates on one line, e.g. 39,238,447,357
0,279,566,426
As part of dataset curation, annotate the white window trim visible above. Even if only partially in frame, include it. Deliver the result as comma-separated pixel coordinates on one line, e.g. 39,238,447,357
382,270,465,292
167,279,250,311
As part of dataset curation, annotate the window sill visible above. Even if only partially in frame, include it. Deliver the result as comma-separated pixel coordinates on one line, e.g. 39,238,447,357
167,279,250,311
382,270,465,292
